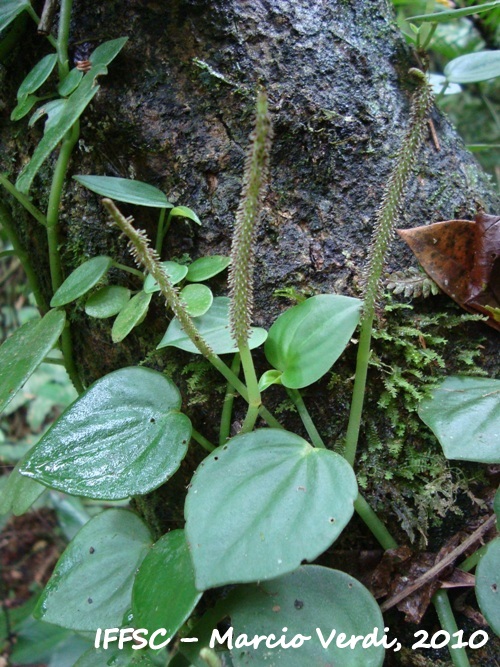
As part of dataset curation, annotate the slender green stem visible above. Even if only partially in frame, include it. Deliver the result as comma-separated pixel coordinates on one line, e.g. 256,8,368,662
42,357,66,366
287,388,325,449
0,202,48,312
56,0,73,80
111,260,145,280
458,544,488,572
344,313,374,466
219,354,241,445
191,429,215,453
155,208,167,253
0,174,47,227
161,210,173,244
238,343,261,433
354,495,398,550
432,590,471,667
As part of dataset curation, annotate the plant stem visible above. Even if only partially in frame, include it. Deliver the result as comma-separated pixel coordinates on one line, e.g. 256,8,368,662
155,208,167,253
56,0,72,80
458,545,488,572
0,202,48,312
0,175,47,227
219,354,240,445
25,6,57,47
111,260,145,280
287,388,325,449
354,494,398,550
239,343,261,433
191,429,215,453
432,590,471,667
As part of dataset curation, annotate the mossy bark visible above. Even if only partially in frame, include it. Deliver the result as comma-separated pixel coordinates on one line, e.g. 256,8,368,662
1,1,499,664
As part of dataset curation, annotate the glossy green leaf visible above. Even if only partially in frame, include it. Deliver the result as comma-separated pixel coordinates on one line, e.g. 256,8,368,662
10,94,39,121
169,205,201,225
158,296,267,354
85,285,131,318
180,284,213,317
132,530,202,637
418,376,500,463
29,98,66,131
409,1,500,23
476,537,500,635
258,369,283,392
112,291,152,343
0,310,66,414
75,645,135,667
74,175,172,208
50,256,112,307
265,294,361,388
20,367,192,499
11,614,91,665
186,255,231,282
428,73,461,96
495,488,500,522
0,460,46,516
18,53,57,99
0,0,31,33
89,37,128,69
444,51,500,84
58,68,84,96
143,261,188,293
185,429,357,589
34,509,152,631
224,566,384,667
16,39,127,193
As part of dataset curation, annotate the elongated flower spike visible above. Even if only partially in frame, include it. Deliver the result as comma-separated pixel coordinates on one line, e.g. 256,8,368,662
228,88,273,347
102,198,214,359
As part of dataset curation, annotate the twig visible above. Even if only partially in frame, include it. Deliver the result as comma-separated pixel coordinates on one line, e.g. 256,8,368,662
381,514,497,612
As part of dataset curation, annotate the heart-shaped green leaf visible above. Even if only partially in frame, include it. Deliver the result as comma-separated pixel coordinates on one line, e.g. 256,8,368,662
158,296,267,354
17,53,57,99
185,429,357,589
143,261,188,293
265,294,362,388
0,309,66,413
180,284,213,317
418,376,500,463
74,175,172,208
132,530,202,638
34,509,152,631
112,291,152,343
0,460,46,516
475,537,500,635
169,205,201,225
85,285,131,318
444,51,500,84
51,256,112,307
186,255,231,282
224,566,385,667
20,367,192,499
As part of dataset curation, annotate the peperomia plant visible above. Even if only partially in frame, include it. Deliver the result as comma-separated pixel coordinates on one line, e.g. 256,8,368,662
0,2,498,666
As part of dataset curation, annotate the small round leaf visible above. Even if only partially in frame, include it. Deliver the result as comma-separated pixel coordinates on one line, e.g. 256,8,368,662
34,509,152,631
132,530,202,638
143,261,188,293
186,256,231,282
85,285,131,319
226,566,385,667
476,537,500,635
265,294,362,388
50,256,112,307
20,367,192,499
112,291,152,343
180,284,213,317
158,296,267,355
185,429,358,589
